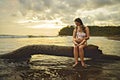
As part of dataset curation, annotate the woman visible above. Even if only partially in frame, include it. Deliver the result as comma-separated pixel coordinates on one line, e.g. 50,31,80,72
72,18,90,68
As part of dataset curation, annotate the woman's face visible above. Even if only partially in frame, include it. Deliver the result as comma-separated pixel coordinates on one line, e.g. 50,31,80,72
75,21,80,26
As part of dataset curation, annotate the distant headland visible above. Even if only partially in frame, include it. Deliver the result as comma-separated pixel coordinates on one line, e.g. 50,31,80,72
58,26,120,36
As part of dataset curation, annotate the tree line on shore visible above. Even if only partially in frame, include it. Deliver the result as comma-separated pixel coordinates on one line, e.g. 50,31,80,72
58,25,120,36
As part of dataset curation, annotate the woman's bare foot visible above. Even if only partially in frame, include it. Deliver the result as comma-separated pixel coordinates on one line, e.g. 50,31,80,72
81,62,87,68
72,62,78,68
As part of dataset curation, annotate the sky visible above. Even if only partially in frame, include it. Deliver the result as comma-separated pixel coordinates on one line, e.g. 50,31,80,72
0,0,120,36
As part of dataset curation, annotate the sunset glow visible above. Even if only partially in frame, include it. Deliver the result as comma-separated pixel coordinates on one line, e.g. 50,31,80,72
0,0,119,36
17,19,66,29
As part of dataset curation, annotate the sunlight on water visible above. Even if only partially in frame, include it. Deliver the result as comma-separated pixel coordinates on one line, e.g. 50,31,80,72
0,36,120,56
88,37,120,55
31,54,90,67
0,36,120,80
30,54,74,70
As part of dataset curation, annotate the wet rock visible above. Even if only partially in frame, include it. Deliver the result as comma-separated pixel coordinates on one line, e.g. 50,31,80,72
0,45,102,59
0,44,119,61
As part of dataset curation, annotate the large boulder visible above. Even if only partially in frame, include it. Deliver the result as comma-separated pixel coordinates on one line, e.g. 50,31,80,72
0,44,103,60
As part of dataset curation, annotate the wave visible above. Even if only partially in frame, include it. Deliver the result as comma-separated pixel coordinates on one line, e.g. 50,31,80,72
0,35,58,38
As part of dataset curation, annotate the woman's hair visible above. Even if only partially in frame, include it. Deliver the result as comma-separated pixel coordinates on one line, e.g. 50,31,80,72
74,18,86,33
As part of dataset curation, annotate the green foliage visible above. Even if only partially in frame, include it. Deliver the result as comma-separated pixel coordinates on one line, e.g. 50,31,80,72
59,25,74,36
58,26,120,36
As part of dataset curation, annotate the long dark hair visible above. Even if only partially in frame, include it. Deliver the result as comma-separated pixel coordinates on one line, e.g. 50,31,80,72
74,18,86,33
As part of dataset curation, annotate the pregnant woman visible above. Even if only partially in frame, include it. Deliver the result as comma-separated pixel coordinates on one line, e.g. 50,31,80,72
72,18,90,68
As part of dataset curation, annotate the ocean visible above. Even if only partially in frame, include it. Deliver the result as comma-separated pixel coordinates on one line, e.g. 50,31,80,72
0,36,120,80
0,36,120,56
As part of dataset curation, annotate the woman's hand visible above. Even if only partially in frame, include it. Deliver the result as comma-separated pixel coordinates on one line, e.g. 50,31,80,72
74,43,79,46
78,39,87,46
72,40,78,46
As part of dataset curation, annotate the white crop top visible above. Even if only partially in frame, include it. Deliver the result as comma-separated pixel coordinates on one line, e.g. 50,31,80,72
76,31,86,39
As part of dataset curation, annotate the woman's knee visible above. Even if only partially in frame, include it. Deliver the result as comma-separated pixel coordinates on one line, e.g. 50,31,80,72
74,45,78,48
79,45,84,49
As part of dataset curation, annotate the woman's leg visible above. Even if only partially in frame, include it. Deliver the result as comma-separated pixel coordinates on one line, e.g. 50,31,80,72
78,44,87,67
73,45,79,67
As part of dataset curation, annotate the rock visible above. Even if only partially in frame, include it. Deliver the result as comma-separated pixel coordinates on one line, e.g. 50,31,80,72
0,44,119,61
84,45,102,59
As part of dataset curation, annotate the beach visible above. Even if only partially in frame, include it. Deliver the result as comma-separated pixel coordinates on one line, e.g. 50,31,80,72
0,0,120,79
0,36,120,80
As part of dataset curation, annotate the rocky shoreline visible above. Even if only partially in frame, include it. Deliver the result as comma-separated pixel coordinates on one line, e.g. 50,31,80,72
0,44,120,62
0,44,120,80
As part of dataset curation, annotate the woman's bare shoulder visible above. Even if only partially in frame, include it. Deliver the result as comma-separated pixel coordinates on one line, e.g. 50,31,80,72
73,27,77,31
85,26,89,30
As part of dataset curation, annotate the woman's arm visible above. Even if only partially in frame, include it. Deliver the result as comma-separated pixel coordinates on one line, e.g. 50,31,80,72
84,26,90,40
78,39,86,45
72,28,78,45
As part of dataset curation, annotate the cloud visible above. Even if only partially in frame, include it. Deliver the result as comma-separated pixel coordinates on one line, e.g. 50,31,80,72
0,0,120,25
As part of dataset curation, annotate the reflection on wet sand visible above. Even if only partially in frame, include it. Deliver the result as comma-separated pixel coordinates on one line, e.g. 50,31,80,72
0,54,120,80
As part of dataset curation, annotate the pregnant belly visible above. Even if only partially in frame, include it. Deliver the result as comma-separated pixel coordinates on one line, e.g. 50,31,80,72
75,38,83,43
